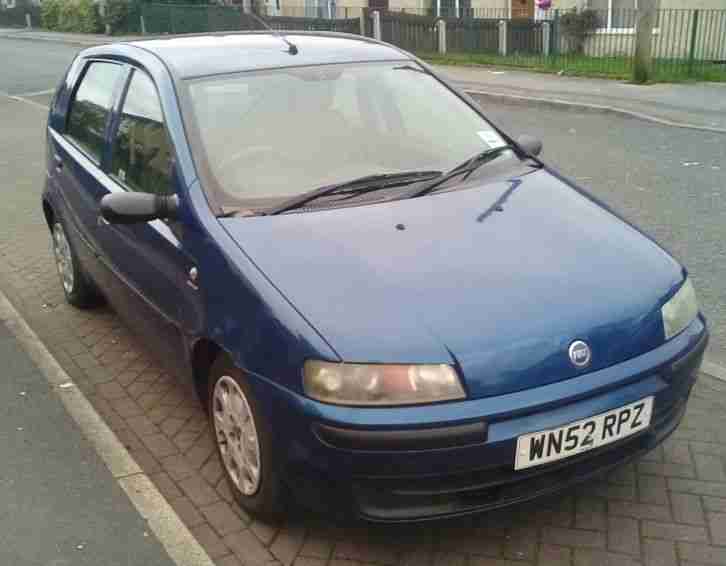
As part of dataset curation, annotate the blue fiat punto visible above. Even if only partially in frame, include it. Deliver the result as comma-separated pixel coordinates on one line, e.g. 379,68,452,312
43,31,708,521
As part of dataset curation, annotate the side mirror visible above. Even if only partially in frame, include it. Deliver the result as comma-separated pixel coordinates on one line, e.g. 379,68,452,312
517,135,543,157
100,192,179,225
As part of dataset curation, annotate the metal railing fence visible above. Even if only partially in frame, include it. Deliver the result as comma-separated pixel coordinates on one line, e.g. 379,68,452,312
0,2,40,28
138,3,363,35
372,7,725,81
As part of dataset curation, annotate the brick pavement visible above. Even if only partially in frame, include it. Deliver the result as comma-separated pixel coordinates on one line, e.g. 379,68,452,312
3,94,726,566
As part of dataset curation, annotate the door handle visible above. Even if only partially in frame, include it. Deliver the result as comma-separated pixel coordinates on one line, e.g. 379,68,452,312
53,154,63,171
97,215,109,227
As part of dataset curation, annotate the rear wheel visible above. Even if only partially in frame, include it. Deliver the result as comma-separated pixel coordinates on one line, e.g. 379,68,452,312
208,355,285,518
51,218,100,308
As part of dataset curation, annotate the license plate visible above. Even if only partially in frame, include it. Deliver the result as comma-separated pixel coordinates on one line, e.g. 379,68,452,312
514,397,654,471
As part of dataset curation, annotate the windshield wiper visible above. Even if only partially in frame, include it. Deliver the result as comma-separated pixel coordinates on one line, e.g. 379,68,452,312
399,145,518,200
265,170,442,215
216,206,261,218
393,64,429,75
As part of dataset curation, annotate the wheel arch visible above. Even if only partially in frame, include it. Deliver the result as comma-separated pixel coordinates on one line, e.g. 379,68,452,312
191,337,224,409
42,198,55,231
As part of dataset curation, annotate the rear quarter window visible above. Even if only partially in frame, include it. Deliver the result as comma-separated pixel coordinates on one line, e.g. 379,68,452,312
65,61,123,163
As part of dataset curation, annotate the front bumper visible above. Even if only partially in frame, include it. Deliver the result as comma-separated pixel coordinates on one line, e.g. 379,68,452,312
251,316,707,522
350,391,687,521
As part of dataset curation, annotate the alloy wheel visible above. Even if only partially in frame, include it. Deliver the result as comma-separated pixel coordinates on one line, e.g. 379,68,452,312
52,222,74,295
212,375,261,495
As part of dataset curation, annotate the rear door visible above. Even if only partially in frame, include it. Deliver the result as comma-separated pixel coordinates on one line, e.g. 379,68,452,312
94,67,198,374
49,60,126,283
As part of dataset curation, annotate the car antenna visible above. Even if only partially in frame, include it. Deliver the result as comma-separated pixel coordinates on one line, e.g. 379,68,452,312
247,11,298,55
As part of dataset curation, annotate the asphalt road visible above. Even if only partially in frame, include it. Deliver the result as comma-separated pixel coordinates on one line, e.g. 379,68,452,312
0,37,80,96
1,36,724,366
0,322,175,566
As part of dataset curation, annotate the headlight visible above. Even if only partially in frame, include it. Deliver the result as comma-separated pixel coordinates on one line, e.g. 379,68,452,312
303,361,466,406
661,278,699,340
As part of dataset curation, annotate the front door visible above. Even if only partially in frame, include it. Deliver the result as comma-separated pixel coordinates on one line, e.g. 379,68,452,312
511,0,534,19
94,67,198,376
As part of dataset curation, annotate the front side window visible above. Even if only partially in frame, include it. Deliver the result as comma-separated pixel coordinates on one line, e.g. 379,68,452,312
187,62,509,207
110,70,174,196
66,61,123,163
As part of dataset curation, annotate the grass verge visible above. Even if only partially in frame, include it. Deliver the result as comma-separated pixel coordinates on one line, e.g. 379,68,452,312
418,51,726,83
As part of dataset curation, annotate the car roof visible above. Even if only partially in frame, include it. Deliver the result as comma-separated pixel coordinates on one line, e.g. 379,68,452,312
114,32,411,79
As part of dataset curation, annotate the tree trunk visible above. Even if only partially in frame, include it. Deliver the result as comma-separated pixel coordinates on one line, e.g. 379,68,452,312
633,0,657,83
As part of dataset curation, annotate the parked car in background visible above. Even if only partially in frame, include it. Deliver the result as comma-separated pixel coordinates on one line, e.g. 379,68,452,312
43,31,707,521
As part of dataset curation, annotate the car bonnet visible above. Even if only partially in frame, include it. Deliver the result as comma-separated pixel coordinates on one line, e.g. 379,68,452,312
220,168,684,399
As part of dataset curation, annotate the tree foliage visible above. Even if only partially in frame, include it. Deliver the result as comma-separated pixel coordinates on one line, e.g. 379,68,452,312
560,9,600,54
103,0,130,34
42,0,102,34
41,0,62,30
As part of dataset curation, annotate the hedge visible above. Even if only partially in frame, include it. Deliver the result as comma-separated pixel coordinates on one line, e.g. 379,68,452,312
42,0,102,34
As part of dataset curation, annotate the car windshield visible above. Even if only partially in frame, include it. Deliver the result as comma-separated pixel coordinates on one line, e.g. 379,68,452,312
187,61,512,207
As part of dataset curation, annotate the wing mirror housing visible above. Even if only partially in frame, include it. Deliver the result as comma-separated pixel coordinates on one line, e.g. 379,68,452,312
100,192,179,225
517,135,543,157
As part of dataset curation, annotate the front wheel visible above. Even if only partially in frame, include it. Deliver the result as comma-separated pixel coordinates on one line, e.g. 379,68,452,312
208,356,285,518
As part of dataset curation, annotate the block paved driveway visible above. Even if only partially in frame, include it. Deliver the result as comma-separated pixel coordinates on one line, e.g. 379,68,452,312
3,94,726,566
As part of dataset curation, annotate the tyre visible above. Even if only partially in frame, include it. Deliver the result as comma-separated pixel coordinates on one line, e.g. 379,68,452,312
208,355,285,518
50,218,101,308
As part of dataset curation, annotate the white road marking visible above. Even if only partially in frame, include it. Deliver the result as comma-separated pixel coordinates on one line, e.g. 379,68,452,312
14,87,56,98
0,89,50,110
0,289,215,566
702,360,726,383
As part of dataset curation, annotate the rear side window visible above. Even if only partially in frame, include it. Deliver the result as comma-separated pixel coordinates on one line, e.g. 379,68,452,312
110,71,174,196
66,62,122,163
